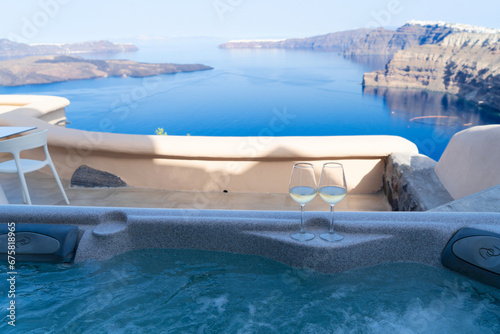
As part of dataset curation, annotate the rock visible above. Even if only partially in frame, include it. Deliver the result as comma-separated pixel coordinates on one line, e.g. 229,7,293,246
0,55,213,86
383,153,454,211
363,22,500,110
70,165,128,188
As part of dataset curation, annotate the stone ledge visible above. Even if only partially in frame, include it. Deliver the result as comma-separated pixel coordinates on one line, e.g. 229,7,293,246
431,184,500,213
384,152,454,211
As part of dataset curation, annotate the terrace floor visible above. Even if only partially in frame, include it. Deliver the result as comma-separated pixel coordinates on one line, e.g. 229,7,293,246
0,171,392,211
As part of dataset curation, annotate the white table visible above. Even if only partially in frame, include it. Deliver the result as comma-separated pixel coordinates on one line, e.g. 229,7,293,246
0,126,37,139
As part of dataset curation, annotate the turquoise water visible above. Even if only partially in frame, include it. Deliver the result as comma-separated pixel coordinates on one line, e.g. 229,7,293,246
1,248,499,333
1,38,499,160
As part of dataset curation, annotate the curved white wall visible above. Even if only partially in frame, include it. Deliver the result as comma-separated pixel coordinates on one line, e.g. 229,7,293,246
435,125,500,199
0,95,420,194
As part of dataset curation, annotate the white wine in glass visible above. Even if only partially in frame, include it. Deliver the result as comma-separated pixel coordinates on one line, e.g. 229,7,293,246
289,163,317,241
318,162,347,242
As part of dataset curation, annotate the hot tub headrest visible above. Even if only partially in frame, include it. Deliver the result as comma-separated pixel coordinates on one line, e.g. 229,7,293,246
0,223,78,263
442,227,500,289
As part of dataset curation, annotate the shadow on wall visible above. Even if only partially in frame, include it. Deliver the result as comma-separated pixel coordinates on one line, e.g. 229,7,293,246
54,146,386,195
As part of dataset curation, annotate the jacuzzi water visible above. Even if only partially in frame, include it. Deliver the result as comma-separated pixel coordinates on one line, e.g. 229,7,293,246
1,249,499,333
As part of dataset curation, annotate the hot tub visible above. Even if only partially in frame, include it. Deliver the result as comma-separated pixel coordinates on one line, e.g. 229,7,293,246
0,206,499,332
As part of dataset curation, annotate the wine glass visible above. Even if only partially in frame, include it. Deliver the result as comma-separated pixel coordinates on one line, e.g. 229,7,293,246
289,162,317,241
318,162,347,242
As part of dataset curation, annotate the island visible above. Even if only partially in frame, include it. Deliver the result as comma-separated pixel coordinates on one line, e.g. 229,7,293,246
220,21,500,111
0,55,213,86
0,39,138,57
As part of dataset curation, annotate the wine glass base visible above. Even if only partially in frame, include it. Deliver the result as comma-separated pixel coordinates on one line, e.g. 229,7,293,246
291,232,315,241
319,232,343,242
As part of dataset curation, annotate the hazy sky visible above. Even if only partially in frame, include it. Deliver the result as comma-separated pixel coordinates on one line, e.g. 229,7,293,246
1,0,499,43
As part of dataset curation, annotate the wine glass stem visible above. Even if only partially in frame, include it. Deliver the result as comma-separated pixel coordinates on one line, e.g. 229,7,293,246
329,204,335,233
300,204,305,233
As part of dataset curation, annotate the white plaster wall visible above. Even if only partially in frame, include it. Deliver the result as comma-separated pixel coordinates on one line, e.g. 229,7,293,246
435,125,500,199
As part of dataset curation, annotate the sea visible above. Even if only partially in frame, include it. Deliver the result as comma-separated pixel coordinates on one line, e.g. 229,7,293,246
1,37,499,161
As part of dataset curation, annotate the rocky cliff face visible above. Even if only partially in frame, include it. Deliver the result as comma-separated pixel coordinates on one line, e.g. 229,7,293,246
0,39,138,57
219,23,454,55
221,21,500,110
0,55,212,86
363,23,500,110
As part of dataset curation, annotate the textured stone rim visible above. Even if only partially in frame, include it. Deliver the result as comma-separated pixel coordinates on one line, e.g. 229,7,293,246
1,205,499,275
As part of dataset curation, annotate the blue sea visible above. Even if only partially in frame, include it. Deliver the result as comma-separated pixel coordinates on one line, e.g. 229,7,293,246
1,37,499,161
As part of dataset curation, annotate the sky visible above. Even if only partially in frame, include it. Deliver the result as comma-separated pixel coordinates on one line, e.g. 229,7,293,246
0,0,499,44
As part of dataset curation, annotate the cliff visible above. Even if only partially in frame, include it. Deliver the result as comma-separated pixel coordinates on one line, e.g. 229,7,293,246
0,55,213,86
219,24,455,55
363,22,500,110
0,39,138,57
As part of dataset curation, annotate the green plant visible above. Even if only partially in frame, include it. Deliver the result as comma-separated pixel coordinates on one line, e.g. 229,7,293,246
155,127,167,136
155,128,192,136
